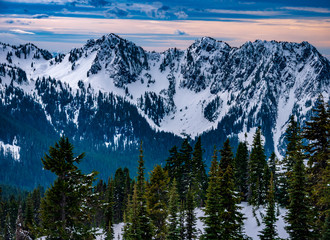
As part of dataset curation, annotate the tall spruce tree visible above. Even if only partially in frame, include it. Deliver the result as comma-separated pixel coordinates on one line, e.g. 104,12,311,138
168,179,180,240
178,138,193,200
235,141,249,201
203,147,222,239
104,178,114,240
39,136,98,239
146,165,170,240
285,131,312,240
123,141,153,240
303,95,330,237
185,188,197,240
258,173,278,240
248,127,267,206
191,137,208,207
218,141,245,239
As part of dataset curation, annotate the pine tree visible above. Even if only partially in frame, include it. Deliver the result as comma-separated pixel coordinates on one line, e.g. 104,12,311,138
235,141,249,201
185,188,197,240
248,127,267,206
178,138,193,200
203,146,222,239
217,140,245,239
191,137,208,207
258,173,278,240
220,139,234,171
39,136,98,239
303,95,330,236
285,133,312,240
124,141,153,240
219,165,245,239
104,178,114,240
168,179,180,240
146,165,170,240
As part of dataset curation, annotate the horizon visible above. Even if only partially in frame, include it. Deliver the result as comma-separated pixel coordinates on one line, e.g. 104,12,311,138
0,0,330,58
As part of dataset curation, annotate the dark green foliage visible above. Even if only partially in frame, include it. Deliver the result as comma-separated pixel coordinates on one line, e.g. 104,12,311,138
168,179,180,240
191,137,208,207
248,127,267,206
39,137,98,239
203,147,222,239
285,133,312,240
235,141,249,200
123,141,153,240
185,188,197,240
303,95,330,236
259,173,278,240
146,165,170,240
105,178,114,240
218,140,245,240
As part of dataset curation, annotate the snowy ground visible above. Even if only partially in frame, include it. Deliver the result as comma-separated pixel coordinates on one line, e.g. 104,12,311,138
94,202,288,240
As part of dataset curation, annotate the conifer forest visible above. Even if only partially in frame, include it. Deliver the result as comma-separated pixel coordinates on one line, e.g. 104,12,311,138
0,97,329,240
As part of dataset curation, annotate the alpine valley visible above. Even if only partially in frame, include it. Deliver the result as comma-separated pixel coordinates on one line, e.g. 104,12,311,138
0,33,329,189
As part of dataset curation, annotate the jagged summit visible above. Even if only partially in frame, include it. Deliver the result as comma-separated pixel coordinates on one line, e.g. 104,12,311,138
0,34,329,159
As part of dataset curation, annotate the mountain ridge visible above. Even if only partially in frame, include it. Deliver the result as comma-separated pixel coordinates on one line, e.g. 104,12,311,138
0,34,329,188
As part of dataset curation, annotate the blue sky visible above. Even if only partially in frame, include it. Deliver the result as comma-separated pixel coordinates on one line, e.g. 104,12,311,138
0,0,329,57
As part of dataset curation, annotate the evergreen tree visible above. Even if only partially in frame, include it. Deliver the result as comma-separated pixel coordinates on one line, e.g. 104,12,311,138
178,138,193,200
285,133,312,240
39,136,98,239
146,165,170,240
124,141,153,240
248,127,267,206
104,178,114,240
219,164,245,239
258,173,278,240
203,147,222,239
220,139,234,171
191,137,208,207
185,188,197,240
168,179,180,240
303,95,330,236
235,141,249,201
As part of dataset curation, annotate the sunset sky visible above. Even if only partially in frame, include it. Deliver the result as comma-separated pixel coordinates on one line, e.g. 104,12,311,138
1,0,329,58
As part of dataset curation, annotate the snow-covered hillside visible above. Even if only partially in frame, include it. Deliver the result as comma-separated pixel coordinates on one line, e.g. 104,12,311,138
90,203,289,240
0,34,329,159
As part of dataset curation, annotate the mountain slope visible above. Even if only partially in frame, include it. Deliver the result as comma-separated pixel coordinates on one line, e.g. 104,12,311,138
0,34,329,188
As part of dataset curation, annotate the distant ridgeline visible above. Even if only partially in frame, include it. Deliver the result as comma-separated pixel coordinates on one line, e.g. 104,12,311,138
0,34,329,189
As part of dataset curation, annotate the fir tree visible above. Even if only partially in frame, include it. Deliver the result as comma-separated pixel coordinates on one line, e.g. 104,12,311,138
124,141,153,240
248,127,267,206
303,95,330,236
203,147,222,239
146,165,170,240
258,173,278,240
219,164,245,239
185,188,197,240
39,136,98,239
285,133,312,240
235,141,249,201
191,137,208,207
105,178,114,240
168,179,180,240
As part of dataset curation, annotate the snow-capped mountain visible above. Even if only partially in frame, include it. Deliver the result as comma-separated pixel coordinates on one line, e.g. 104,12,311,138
0,34,329,188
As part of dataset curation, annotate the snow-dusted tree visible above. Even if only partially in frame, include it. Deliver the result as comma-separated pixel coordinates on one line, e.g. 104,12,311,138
39,136,98,239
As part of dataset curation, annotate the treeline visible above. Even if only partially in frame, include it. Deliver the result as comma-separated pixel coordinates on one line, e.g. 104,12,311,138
0,95,328,239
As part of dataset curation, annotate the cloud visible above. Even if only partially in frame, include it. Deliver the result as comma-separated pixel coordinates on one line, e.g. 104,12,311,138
104,7,129,18
32,14,50,19
174,30,188,36
174,11,188,19
207,9,283,16
88,0,111,8
10,29,35,35
282,7,330,14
